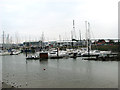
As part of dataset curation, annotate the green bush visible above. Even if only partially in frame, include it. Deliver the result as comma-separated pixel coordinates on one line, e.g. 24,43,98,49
91,45,119,52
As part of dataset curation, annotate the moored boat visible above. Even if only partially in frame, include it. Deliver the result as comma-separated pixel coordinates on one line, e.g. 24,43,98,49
26,55,40,60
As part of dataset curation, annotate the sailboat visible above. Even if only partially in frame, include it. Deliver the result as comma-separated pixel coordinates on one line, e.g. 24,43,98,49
0,31,11,56
81,21,99,60
69,20,78,58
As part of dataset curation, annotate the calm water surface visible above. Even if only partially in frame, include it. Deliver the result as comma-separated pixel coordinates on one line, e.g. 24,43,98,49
2,54,118,88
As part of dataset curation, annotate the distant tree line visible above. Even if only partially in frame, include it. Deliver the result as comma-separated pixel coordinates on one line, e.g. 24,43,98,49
92,39,118,45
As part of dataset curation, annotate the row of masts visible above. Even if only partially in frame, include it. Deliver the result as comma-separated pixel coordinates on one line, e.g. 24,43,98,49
1,31,45,45
71,20,91,50
71,20,91,41
2,20,90,45
2,31,16,44
71,20,90,40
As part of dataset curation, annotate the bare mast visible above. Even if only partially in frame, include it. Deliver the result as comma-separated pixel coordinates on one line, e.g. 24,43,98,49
71,20,75,48
88,22,91,52
79,30,81,41
85,21,91,55
73,20,76,39
2,31,5,50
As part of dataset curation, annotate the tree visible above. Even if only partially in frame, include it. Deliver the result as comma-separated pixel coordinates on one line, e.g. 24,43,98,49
108,39,114,44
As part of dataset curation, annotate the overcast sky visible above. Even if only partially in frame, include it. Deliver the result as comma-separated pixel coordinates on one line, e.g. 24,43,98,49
0,0,119,43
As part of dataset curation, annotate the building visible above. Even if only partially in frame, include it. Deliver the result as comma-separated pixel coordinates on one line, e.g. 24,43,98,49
23,41,42,47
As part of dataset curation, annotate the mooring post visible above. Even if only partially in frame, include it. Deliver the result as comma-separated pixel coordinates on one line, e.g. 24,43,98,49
26,48,27,57
57,47,59,57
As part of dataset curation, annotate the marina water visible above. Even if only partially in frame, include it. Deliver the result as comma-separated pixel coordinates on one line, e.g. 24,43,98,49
2,53,118,88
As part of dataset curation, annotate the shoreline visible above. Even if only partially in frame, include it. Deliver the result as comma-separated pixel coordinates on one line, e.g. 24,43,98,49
2,82,13,88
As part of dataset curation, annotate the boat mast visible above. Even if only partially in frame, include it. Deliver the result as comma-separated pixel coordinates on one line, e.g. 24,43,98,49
85,21,88,49
79,29,81,41
71,30,73,48
87,22,90,56
41,32,44,50
72,20,75,48
73,20,76,39
59,35,61,42
6,34,9,44
88,22,91,51
79,29,82,48
85,21,91,56
2,31,5,50
59,34,61,47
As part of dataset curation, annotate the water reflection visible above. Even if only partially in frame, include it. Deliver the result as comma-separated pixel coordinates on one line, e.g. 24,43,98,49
40,59,48,65
0,56,2,89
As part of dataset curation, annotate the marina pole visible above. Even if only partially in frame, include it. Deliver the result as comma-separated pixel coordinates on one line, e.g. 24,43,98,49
71,31,73,48
79,30,81,41
57,47,59,57
85,21,88,52
25,48,27,57
87,22,91,56
2,31,5,50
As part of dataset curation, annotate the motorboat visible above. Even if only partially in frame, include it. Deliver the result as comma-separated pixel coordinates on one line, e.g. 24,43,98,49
0,50,10,56
10,49,21,55
48,50,69,59
26,55,40,60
